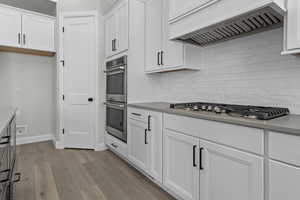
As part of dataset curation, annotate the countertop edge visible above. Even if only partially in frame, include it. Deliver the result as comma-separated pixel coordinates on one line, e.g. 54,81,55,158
128,103,300,136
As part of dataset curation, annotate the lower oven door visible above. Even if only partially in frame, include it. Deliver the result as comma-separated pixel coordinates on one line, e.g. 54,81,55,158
106,101,127,143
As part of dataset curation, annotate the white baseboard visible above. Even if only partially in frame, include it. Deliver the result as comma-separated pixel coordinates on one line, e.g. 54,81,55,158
95,143,107,151
16,134,54,145
52,139,64,149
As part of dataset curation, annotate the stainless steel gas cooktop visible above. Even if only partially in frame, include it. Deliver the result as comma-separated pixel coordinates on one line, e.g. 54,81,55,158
169,102,290,120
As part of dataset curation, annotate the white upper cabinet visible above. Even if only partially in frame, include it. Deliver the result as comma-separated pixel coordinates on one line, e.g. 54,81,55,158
145,0,163,72
0,6,22,48
105,0,129,58
0,5,55,53
145,0,202,73
169,0,217,21
199,140,264,200
22,13,55,52
163,129,200,200
283,0,300,55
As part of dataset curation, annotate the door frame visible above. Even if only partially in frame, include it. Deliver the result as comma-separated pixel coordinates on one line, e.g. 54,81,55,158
57,10,99,150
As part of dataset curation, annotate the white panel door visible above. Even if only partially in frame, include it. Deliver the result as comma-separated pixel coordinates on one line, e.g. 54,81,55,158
147,111,163,183
63,15,96,149
162,0,184,69
269,160,300,200
0,6,21,47
200,140,264,200
163,129,199,200
22,13,55,52
115,0,129,54
145,0,163,72
128,119,148,171
105,12,116,57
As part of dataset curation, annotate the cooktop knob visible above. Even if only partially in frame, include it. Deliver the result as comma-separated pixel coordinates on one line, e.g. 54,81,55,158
207,105,213,111
201,105,207,110
214,106,222,114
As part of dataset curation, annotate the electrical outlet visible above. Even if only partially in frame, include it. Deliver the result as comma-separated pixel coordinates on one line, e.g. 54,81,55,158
16,125,28,136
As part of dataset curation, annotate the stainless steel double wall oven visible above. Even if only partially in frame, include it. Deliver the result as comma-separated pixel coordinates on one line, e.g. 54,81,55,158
105,56,127,143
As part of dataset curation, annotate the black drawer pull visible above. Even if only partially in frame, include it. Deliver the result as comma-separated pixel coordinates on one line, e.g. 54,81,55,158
131,113,141,116
0,136,11,145
0,169,10,183
111,143,118,149
13,173,21,183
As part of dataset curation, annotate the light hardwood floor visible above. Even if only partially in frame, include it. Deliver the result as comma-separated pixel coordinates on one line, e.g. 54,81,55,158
16,141,175,200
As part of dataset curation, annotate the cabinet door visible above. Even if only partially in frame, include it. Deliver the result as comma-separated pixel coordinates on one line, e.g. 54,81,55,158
200,140,264,200
162,0,184,69
128,119,148,171
22,13,55,52
105,12,116,57
115,0,129,54
169,0,217,20
269,160,300,200
286,0,300,50
0,7,21,48
147,111,163,183
163,129,199,200
145,0,163,72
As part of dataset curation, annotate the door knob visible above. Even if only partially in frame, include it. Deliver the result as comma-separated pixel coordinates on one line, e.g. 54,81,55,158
88,98,94,102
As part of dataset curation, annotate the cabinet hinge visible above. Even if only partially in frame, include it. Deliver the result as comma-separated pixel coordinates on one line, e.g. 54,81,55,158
62,128,65,134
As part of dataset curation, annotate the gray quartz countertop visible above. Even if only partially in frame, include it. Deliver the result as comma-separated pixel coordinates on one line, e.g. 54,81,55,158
128,102,300,136
0,107,17,134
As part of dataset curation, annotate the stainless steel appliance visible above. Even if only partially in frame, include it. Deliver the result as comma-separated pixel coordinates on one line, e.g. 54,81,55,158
105,56,127,102
105,101,127,142
105,55,128,143
170,102,290,120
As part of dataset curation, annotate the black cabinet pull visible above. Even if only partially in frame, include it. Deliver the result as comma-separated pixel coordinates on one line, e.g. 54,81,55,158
144,129,148,144
0,136,11,145
193,145,197,167
147,115,151,131
199,147,204,170
161,51,164,65
157,52,161,65
18,33,21,44
23,34,26,45
111,143,118,149
131,113,141,116
13,173,21,183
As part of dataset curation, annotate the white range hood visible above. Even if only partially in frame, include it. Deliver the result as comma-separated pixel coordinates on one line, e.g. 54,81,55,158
169,0,287,47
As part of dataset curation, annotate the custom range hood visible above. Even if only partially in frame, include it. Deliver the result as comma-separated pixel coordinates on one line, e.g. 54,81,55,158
170,0,286,47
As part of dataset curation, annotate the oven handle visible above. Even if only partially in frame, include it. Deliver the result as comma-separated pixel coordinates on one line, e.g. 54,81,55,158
104,102,125,110
104,66,125,73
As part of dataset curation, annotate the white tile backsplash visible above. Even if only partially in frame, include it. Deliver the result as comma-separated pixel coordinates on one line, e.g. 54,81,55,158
133,28,300,114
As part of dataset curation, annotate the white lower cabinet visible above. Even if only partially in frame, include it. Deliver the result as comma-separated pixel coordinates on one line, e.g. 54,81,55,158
163,128,264,200
128,109,163,183
128,118,148,171
163,129,200,200
269,160,300,200
199,140,264,200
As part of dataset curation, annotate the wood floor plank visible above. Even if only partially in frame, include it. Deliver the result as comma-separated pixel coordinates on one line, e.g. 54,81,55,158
34,162,60,200
16,141,175,200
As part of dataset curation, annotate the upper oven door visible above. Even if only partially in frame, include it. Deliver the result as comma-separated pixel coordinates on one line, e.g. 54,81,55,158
106,68,126,102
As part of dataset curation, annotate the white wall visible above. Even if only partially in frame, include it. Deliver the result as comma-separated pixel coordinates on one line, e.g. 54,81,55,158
128,28,300,114
60,0,99,12
0,53,56,138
